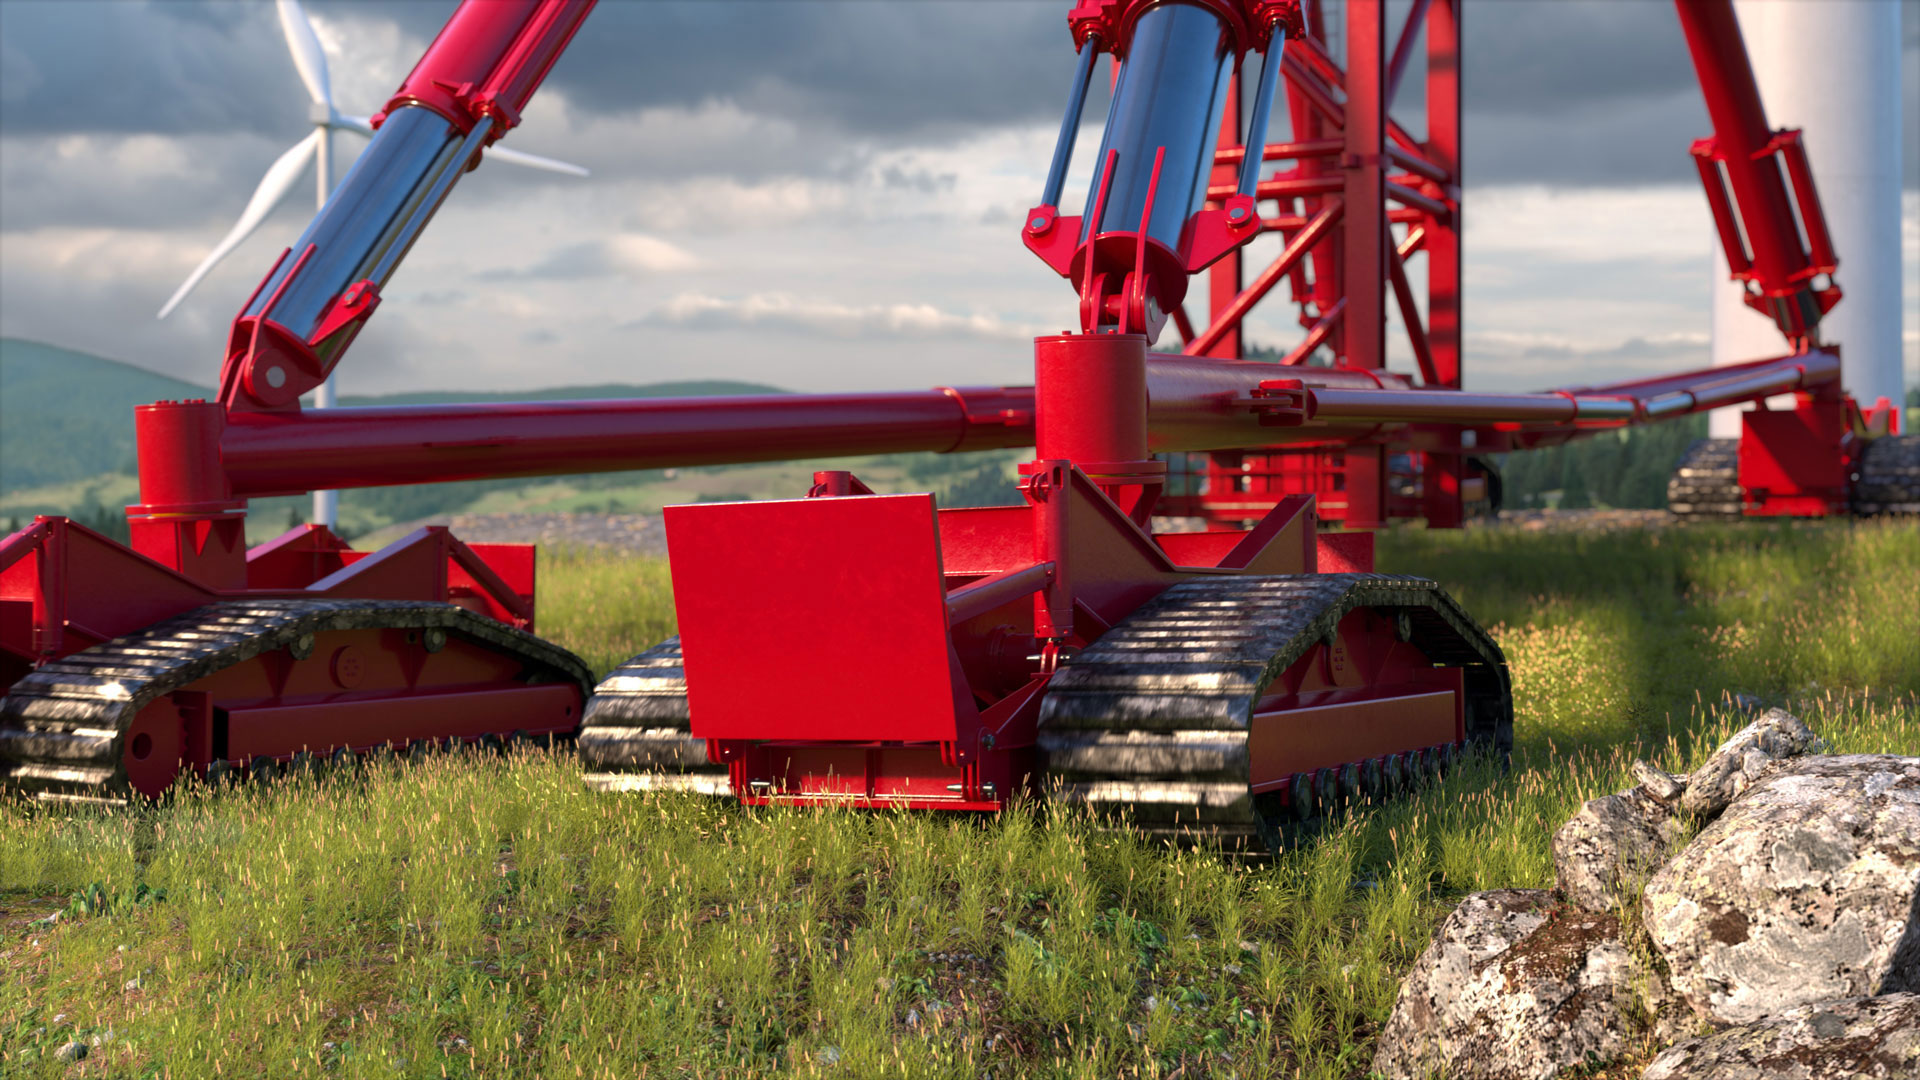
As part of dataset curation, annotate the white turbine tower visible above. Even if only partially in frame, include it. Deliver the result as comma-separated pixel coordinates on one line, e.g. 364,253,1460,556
158,0,587,529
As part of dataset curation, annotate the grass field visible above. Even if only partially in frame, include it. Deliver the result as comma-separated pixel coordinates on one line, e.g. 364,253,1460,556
3,519,1916,1079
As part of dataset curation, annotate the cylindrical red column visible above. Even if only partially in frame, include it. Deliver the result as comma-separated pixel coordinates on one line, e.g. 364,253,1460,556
128,399,247,590
1034,334,1149,464
133,400,231,507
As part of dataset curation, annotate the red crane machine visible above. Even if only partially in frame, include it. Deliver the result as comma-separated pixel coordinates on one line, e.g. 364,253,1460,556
2,0,1908,846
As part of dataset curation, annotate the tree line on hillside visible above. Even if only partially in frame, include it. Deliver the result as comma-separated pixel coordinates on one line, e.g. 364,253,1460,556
1497,415,1707,510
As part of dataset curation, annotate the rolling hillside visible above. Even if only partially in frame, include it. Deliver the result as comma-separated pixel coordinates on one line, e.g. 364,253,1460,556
0,339,206,492
0,337,789,535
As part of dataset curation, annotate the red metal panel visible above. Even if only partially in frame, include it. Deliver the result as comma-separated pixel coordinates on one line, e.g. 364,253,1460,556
1739,398,1849,517
666,495,970,742
1248,687,1455,791
224,684,578,761
1315,529,1373,573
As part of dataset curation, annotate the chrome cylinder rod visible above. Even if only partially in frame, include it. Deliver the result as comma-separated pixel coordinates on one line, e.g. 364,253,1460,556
242,107,491,365
1237,27,1288,199
1041,36,1103,209
1081,1,1235,249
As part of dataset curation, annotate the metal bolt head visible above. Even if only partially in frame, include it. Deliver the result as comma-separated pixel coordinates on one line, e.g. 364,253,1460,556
1228,206,1248,221
1029,215,1051,231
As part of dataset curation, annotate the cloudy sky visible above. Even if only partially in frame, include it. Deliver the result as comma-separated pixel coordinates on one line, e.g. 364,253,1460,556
1,0,1913,398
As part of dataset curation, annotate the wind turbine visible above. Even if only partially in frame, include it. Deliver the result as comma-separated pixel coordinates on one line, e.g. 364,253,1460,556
157,0,587,529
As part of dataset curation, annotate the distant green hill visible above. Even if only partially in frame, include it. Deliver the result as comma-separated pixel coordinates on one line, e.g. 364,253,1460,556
0,338,207,492
0,336,784,501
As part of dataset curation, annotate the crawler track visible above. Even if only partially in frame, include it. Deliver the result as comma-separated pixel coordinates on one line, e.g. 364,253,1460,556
1037,573,1511,848
577,637,730,795
0,599,592,804
1667,437,1742,518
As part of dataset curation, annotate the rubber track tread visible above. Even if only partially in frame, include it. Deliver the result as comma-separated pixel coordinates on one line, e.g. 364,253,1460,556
1668,437,1741,518
1853,434,1920,516
577,637,725,787
1,599,593,803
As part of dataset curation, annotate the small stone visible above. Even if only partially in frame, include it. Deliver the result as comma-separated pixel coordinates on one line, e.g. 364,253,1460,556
1727,692,1764,714
55,1041,87,1062
904,1008,920,1028
50,1013,66,1025
1144,995,1160,1013
122,978,139,991
1679,708,1824,819
1631,759,1686,805
1642,992,1920,1079
817,1045,842,1065
1238,940,1260,955
1223,963,1242,976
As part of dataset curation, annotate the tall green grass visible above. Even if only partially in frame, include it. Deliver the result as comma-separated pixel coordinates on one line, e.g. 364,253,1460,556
3,520,1915,1078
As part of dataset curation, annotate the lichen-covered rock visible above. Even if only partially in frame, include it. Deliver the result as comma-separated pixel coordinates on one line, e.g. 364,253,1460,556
1644,754,1920,1025
1372,889,1654,1080
1641,992,1920,1080
1679,708,1825,819
1554,786,1684,912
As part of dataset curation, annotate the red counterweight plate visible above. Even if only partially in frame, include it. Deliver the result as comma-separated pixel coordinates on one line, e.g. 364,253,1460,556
664,494,970,743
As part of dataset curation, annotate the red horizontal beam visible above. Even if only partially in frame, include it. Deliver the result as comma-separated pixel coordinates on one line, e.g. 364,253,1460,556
1308,388,1635,425
221,388,1035,497
213,352,1843,500
1212,137,1345,167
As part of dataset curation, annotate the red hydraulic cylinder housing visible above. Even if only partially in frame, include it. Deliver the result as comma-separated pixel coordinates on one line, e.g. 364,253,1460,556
218,0,597,416
1026,1,1308,340
376,0,595,141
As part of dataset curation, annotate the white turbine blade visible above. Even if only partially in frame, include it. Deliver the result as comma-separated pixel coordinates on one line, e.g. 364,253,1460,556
336,113,375,136
157,131,319,319
488,145,590,177
277,0,332,107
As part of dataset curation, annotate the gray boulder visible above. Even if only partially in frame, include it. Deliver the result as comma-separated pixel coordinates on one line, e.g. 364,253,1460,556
1643,754,1920,1026
1372,889,1656,1080
1679,708,1825,819
1641,992,1920,1080
1553,785,1685,912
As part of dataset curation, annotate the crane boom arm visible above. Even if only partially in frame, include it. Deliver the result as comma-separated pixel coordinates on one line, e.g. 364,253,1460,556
1674,0,1840,349
216,0,596,415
